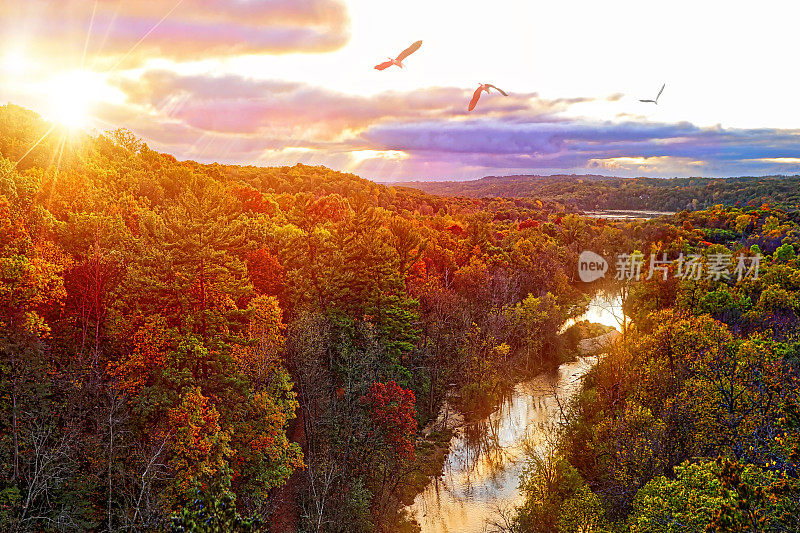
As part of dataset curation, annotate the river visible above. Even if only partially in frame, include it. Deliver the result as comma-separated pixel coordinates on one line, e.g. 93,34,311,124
408,294,622,533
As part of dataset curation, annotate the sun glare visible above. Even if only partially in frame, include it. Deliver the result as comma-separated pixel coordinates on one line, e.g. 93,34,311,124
350,150,409,164
2,48,27,74
45,70,114,130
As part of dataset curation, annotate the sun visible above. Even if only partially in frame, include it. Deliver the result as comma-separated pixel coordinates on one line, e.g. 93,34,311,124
45,70,112,130
2,48,27,75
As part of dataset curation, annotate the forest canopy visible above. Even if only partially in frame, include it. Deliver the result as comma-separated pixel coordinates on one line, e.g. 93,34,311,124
0,104,608,531
2,103,799,532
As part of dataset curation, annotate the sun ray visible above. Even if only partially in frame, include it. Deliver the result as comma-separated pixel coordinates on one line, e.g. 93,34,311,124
81,1,99,70
106,0,186,75
0,123,58,179
88,0,124,71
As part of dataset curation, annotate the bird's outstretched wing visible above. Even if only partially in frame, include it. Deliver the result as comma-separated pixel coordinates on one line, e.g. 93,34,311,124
487,84,508,96
656,83,665,100
468,87,483,111
374,61,394,70
396,40,422,62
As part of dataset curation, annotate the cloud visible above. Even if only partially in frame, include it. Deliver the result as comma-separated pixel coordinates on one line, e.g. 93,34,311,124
0,0,350,65
587,156,706,174
749,158,800,164
93,70,800,181
359,119,800,167
113,70,574,138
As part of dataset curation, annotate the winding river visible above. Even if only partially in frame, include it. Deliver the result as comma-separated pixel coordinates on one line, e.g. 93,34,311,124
408,294,622,533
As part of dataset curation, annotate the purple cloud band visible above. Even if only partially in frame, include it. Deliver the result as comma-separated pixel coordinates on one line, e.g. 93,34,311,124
99,70,800,180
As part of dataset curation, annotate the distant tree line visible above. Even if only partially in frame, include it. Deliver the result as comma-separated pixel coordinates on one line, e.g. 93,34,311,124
397,174,800,212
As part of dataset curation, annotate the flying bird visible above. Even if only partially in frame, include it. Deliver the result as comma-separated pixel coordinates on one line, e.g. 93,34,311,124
374,40,423,70
468,83,508,111
639,83,666,104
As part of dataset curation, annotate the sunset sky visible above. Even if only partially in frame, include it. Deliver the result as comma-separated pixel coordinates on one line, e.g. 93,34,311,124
2,0,800,181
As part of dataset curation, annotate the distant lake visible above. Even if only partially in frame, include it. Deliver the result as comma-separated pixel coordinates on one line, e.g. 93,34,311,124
583,209,675,220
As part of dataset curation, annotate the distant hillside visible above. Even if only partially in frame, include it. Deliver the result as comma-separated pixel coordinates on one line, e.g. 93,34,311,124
0,103,567,219
393,174,800,211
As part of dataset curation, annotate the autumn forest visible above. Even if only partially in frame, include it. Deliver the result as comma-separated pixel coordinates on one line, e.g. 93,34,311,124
2,103,800,532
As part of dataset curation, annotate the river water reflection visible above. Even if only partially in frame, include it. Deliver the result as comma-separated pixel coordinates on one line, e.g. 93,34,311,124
409,295,621,533
408,356,596,532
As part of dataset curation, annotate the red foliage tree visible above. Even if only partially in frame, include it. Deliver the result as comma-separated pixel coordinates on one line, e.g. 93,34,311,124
235,185,274,215
247,248,285,297
360,381,417,460
447,224,467,237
